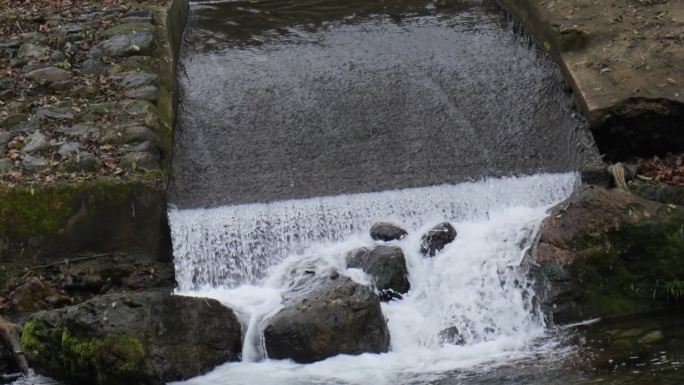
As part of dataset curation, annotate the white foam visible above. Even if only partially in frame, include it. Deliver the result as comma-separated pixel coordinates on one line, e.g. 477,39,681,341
170,173,577,384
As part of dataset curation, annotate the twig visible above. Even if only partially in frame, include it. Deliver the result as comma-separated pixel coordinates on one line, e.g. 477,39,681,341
23,253,114,273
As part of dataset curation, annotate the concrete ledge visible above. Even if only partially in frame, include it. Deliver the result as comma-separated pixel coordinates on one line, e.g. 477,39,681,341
500,0,684,160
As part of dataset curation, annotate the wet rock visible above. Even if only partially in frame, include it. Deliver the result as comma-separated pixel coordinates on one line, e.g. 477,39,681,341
81,58,109,76
370,222,408,241
638,330,664,345
23,131,49,153
110,72,158,88
531,186,684,324
57,142,80,159
97,32,155,57
26,67,72,84
21,291,242,385
35,107,74,120
102,22,155,38
22,155,49,171
17,44,47,60
346,245,410,301
438,326,465,345
264,275,390,363
125,85,158,101
420,222,457,257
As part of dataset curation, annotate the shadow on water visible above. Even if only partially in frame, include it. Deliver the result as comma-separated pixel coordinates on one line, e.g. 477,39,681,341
170,0,599,209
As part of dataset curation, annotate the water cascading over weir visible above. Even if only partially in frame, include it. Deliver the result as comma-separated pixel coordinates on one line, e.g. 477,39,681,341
168,0,600,383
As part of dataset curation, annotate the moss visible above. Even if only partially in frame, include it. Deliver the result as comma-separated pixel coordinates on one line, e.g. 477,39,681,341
568,211,684,318
20,318,45,353
556,29,587,52
0,177,162,240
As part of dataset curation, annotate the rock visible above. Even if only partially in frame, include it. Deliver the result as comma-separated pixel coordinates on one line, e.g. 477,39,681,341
23,131,49,153
0,40,20,49
97,32,155,58
9,277,54,312
21,155,49,171
21,291,242,385
420,222,457,257
17,44,46,60
50,51,66,62
346,245,410,301
638,330,664,345
11,121,39,133
35,107,74,120
26,67,72,83
264,275,390,363
102,22,155,38
0,158,13,173
438,326,465,345
0,77,15,90
531,186,684,324
59,123,97,137
57,142,80,159
122,151,160,170
122,125,160,144
370,222,408,241
81,58,109,76
0,131,12,145
0,316,29,375
110,72,158,88
62,151,99,172
630,181,684,207
125,85,158,101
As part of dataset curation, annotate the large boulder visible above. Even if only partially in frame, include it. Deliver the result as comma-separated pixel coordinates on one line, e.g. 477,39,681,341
21,291,242,385
370,222,407,242
346,246,410,301
264,274,390,363
531,186,684,324
420,222,457,257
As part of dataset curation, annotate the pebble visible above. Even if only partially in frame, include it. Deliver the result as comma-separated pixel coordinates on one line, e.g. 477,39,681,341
11,121,39,133
58,142,80,158
58,123,97,137
22,155,49,171
97,32,155,57
81,58,109,76
17,43,47,60
125,85,158,101
0,131,13,145
0,158,13,173
109,72,158,88
35,107,75,120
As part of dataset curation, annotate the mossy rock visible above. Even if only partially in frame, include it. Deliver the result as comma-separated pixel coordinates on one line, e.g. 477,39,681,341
533,186,684,323
21,291,242,385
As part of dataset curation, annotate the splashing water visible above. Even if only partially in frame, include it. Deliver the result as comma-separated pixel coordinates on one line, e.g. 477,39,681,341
169,173,578,385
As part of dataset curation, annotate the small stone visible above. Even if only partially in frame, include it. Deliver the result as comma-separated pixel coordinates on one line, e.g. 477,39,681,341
26,67,72,83
97,32,155,58
638,330,664,345
58,123,97,137
62,151,98,172
125,85,158,101
81,58,109,75
420,222,457,257
370,222,408,241
17,43,47,60
22,155,49,171
12,121,39,133
109,72,158,88
0,77,15,90
55,23,84,35
102,22,155,38
0,158,13,173
122,125,160,144
50,51,66,62
36,107,75,120
122,151,160,170
48,80,72,91
23,131,49,153
57,142,80,158
0,131,12,145
0,40,20,49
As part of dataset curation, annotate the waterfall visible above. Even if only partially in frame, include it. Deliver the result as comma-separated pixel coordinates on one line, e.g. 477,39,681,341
169,172,577,385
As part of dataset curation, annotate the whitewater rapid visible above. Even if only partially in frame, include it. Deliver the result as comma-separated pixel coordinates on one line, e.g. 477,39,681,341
168,173,578,385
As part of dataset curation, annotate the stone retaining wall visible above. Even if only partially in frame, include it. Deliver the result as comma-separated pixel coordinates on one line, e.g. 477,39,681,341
0,0,189,264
